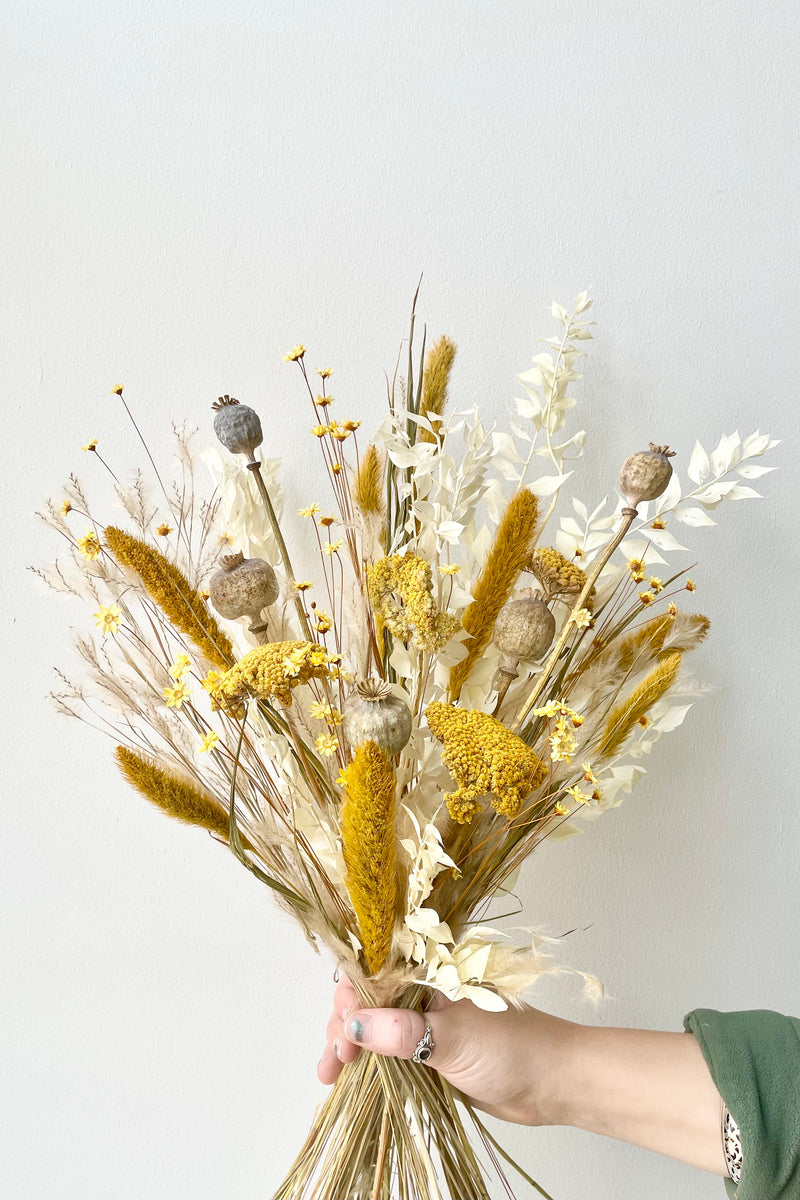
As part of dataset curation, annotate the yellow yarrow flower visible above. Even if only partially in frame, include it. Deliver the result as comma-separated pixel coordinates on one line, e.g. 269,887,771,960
368,554,461,653
283,344,305,362
209,641,331,714
163,682,190,709
77,530,101,560
198,731,219,753
94,603,122,635
426,701,548,824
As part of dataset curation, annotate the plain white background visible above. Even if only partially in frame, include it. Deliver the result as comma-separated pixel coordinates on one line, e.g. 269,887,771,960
4,3,799,1197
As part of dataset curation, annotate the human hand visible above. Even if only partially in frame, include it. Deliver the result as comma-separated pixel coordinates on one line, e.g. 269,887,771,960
317,974,575,1126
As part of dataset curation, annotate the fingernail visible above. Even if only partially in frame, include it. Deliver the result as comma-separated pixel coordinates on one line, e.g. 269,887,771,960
347,1013,371,1043
333,1039,341,1059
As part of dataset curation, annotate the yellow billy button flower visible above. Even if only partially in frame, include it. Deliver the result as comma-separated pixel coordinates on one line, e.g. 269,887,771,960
315,733,339,757
163,682,190,709
94,603,122,635
82,439,98,453
323,539,344,556
110,384,125,395
638,591,655,605
156,523,173,536
649,576,664,593
168,654,191,680
283,344,305,362
298,504,321,518
439,563,461,575
77,530,101,560
198,731,219,753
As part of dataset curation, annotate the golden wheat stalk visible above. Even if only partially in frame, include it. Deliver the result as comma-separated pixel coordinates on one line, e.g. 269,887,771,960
418,335,457,445
596,650,683,759
104,525,232,669
340,741,397,975
448,488,539,700
115,745,232,838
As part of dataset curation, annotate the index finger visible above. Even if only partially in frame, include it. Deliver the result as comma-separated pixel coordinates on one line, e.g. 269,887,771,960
333,973,358,1018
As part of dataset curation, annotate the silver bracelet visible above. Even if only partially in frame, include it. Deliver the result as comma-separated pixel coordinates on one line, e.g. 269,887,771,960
722,1100,743,1183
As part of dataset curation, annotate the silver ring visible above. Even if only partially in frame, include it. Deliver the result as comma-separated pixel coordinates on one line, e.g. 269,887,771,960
411,1020,434,1064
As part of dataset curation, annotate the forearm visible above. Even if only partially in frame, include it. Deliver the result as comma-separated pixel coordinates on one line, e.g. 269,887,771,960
551,1021,729,1177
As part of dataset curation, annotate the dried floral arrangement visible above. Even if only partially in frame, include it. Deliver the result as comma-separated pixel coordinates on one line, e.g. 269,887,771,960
37,293,778,1200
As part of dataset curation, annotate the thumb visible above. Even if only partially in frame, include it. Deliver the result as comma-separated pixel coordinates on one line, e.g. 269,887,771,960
344,1007,449,1067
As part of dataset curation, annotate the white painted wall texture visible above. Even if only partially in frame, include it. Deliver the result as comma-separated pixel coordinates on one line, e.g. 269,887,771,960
4,3,799,1198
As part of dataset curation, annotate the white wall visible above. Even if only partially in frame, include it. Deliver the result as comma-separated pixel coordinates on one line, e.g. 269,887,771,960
4,3,799,1198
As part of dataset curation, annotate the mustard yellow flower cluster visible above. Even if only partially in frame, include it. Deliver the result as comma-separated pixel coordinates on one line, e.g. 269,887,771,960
368,554,461,652
209,640,332,715
425,702,548,823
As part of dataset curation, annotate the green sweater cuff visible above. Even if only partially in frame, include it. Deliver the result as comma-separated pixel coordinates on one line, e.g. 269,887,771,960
683,1008,800,1200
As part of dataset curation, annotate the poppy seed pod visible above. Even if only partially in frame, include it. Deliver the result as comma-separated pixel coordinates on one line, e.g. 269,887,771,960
618,443,676,509
492,590,556,713
208,552,279,633
212,395,263,461
343,679,412,756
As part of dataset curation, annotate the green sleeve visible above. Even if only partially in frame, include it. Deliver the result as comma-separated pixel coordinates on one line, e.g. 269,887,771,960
683,1008,800,1200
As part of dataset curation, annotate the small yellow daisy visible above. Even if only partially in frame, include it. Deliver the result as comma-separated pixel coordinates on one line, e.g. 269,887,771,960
283,344,306,362
94,604,122,635
199,731,219,754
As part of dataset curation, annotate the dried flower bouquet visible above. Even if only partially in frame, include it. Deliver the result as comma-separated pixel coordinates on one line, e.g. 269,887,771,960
38,294,778,1200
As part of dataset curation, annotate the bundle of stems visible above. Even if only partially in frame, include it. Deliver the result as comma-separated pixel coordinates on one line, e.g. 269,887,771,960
38,298,776,1200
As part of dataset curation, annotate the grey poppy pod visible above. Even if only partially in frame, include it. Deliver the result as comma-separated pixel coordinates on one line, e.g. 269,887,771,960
208,552,279,633
494,591,556,670
343,679,413,756
212,395,263,460
618,443,676,508
492,590,556,714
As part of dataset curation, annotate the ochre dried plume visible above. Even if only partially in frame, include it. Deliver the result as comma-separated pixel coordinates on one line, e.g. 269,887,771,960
104,526,232,669
448,488,539,700
419,335,457,444
115,745,231,839
596,650,682,759
352,444,385,516
340,741,397,974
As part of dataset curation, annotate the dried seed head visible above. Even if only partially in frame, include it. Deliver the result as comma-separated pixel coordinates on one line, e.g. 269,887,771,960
208,553,279,625
344,680,412,755
618,443,676,508
212,395,263,459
